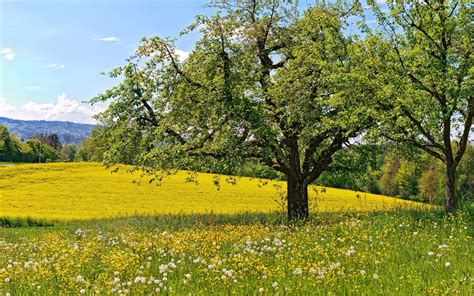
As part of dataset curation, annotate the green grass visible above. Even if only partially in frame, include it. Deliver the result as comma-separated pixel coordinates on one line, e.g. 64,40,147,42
0,217,54,228
0,210,472,295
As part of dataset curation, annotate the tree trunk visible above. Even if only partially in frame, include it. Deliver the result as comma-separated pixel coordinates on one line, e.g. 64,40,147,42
444,162,458,214
287,175,309,221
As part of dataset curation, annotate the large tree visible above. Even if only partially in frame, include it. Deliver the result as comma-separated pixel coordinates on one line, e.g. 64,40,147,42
92,0,375,220
365,0,473,213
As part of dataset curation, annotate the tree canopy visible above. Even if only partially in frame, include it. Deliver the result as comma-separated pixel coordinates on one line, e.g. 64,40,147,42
92,0,377,220
364,0,473,212
92,0,472,218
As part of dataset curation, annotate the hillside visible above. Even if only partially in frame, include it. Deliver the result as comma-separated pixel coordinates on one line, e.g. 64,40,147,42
0,162,424,221
0,117,95,144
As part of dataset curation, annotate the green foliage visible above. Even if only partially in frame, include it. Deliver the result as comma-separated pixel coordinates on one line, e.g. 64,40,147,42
24,139,59,163
0,124,21,161
364,0,473,212
418,160,444,205
456,145,474,201
31,133,62,150
60,144,77,162
378,152,400,197
75,128,106,162
364,144,473,204
397,160,421,199
310,142,472,205
317,145,383,193
0,124,60,163
235,161,283,180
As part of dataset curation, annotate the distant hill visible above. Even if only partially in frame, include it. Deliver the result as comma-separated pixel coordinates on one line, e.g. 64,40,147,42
0,117,95,144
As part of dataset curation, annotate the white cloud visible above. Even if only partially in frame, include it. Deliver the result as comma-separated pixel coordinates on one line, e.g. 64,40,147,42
146,47,190,62
175,49,190,62
25,86,41,90
1,48,15,60
0,97,16,117
1,94,103,124
47,64,65,69
364,0,387,9
94,36,121,42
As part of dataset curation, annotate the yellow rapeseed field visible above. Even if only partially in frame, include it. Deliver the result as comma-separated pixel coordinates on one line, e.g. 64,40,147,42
0,162,422,221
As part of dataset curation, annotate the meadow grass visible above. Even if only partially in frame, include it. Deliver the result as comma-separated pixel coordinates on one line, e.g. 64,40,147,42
1,163,470,295
0,210,472,295
0,162,423,221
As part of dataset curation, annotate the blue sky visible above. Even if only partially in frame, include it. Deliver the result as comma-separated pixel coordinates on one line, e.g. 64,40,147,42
0,0,210,123
0,0,380,124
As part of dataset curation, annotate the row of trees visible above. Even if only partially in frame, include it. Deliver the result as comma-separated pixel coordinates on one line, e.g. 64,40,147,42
317,144,473,205
90,0,472,219
0,125,100,163
233,143,473,205
0,125,61,163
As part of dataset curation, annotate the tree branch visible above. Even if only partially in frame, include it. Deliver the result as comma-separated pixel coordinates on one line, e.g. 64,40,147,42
162,43,204,89
304,134,345,184
399,105,444,152
454,95,473,165
381,132,445,161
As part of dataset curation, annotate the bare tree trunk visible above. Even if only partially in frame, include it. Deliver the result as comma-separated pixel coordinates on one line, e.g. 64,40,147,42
444,161,458,214
287,175,309,221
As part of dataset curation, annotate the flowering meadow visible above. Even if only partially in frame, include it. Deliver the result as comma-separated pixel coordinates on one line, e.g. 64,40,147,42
0,163,421,221
1,211,472,295
0,163,472,294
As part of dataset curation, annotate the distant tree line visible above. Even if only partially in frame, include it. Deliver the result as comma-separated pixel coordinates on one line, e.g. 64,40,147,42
0,124,103,163
1,125,60,163
317,144,473,205
73,121,474,206
237,143,473,205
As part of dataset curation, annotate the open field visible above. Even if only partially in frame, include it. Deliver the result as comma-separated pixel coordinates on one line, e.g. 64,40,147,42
1,211,472,294
0,163,423,221
0,163,471,294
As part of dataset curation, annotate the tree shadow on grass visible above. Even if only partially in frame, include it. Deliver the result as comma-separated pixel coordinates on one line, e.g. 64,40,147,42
68,206,450,230
0,205,456,232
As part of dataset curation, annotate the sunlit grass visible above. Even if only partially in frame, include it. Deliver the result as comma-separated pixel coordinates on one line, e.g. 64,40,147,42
0,162,423,221
0,211,471,295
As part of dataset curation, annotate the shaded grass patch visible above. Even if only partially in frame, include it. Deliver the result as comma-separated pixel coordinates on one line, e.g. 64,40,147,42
0,217,54,228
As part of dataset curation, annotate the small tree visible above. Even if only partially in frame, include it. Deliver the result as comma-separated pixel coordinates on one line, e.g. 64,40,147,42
61,144,77,162
75,128,106,162
92,1,375,220
366,0,473,213
418,158,444,204
31,133,62,151
397,160,420,199
378,152,400,197
0,125,19,161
